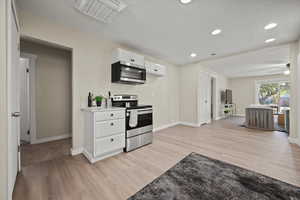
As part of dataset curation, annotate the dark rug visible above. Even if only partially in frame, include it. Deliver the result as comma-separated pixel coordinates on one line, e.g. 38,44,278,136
128,153,300,200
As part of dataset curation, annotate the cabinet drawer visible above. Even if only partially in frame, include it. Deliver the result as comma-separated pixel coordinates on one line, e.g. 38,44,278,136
95,119,125,138
95,110,124,122
95,134,125,156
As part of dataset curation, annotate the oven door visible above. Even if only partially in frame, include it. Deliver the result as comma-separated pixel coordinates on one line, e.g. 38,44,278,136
112,62,146,84
126,108,153,138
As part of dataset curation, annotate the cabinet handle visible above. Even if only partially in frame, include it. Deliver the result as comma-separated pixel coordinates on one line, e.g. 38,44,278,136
110,123,114,126
110,138,114,142
130,58,135,62
110,113,114,117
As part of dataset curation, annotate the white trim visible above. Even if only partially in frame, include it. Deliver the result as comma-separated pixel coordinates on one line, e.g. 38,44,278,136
31,134,71,144
20,53,37,144
179,121,201,127
154,121,204,132
233,114,245,117
288,137,300,146
153,122,180,132
71,147,84,156
83,149,123,163
11,0,20,32
215,116,225,120
82,150,93,161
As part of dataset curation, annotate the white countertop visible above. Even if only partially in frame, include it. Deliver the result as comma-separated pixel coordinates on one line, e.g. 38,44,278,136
81,107,125,112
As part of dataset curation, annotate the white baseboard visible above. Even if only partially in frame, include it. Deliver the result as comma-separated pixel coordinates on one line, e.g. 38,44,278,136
234,114,245,117
215,116,225,120
179,121,201,127
153,122,181,132
288,137,300,146
153,121,203,132
31,134,71,144
71,147,83,156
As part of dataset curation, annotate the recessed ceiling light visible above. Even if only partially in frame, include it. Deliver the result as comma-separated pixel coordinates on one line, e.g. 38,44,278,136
190,53,197,58
180,0,192,4
264,23,277,30
211,29,222,35
265,38,276,43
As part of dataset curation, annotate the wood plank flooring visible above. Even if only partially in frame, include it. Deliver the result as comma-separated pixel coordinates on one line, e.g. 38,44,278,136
13,117,300,200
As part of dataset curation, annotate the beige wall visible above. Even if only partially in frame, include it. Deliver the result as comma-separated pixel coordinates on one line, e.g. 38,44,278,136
20,40,72,139
0,0,8,199
19,12,180,151
179,63,228,125
228,74,289,115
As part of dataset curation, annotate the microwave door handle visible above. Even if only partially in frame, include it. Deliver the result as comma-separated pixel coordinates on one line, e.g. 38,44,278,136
120,77,145,83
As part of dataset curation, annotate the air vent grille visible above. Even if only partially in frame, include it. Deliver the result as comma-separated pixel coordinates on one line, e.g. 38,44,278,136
74,0,127,23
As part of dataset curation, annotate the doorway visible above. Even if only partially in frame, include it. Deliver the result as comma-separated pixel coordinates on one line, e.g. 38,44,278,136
19,39,73,167
19,57,31,144
211,77,217,120
198,72,217,125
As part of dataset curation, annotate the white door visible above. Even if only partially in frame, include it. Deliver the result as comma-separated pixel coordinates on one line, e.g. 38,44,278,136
20,58,31,143
8,2,20,198
198,72,211,125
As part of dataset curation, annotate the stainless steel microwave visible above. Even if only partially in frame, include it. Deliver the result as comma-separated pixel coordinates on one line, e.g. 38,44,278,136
111,61,146,84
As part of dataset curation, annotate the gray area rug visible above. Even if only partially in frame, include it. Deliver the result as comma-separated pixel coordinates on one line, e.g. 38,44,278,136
128,153,300,200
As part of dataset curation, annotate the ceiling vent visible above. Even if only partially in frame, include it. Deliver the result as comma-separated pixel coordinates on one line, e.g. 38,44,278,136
74,0,127,23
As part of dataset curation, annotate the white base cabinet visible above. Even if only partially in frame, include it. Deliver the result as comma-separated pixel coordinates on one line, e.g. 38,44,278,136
82,107,126,163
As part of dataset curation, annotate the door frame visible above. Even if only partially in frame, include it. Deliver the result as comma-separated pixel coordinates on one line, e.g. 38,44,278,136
211,76,217,120
20,36,74,148
20,53,37,144
197,71,218,125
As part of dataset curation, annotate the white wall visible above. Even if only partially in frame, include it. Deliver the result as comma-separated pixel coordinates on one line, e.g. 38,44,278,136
289,42,299,140
228,74,289,115
20,40,72,140
19,12,180,153
298,39,300,142
179,62,228,125
0,0,8,199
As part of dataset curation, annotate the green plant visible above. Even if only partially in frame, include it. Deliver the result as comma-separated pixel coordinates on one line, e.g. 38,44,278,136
95,96,103,102
224,107,230,114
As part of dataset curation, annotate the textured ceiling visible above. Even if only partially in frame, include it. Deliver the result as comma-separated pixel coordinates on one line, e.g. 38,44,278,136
17,0,300,66
201,44,290,78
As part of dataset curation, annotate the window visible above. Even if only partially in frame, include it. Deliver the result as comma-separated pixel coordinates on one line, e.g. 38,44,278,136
258,81,290,107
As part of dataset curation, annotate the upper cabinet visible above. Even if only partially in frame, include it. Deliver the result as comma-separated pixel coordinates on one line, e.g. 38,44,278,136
145,61,166,76
112,48,145,67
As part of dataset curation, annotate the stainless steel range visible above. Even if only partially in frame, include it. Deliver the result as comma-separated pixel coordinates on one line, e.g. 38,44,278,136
112,95,153,152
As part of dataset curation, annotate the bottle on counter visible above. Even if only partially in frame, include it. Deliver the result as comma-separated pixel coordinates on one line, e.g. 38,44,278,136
107,91,112,108
88,92,92,107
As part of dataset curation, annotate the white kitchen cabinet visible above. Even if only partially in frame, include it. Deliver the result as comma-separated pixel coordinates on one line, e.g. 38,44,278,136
82,107,126,163
112,48,145,67
145,61,166,76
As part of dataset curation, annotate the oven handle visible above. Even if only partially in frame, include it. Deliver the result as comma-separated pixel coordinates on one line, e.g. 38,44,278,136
137,110,152,115
127,109,153,116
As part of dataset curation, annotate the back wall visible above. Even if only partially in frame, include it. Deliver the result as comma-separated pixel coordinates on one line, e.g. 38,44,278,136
228,74,290,115
19,11,180,152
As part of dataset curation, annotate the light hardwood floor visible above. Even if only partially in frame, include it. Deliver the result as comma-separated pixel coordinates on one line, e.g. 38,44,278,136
13,117,300,200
